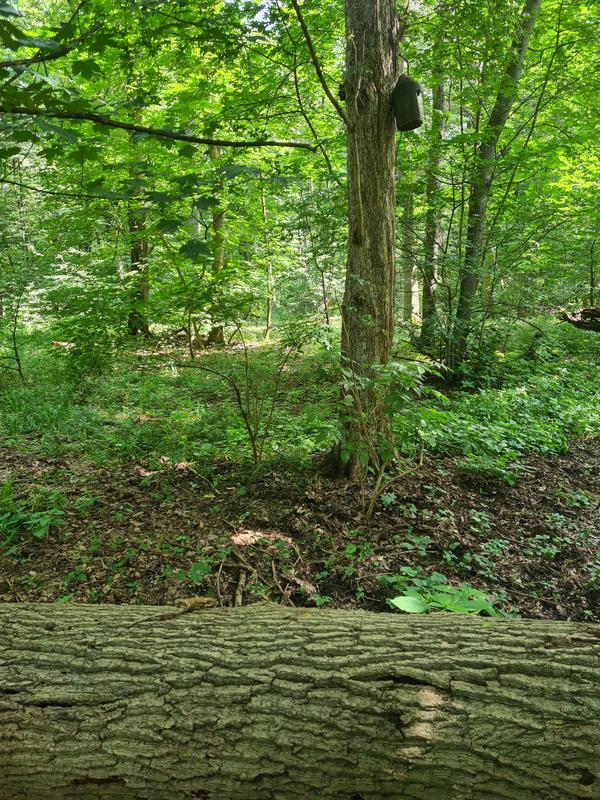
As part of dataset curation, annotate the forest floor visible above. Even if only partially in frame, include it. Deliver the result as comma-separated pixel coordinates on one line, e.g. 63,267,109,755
1,437,598,621
1,328,599,620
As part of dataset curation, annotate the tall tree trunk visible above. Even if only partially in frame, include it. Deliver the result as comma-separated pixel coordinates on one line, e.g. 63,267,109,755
419,80,445,351
1,604,599,800
265,263,273,339
589,238,596,307
126,199,150,338
320,268,331,325
400,191,419,324
260,185,274,339
335,0,401,474
450,0,542,368
123,49,150,339
206,145,225,345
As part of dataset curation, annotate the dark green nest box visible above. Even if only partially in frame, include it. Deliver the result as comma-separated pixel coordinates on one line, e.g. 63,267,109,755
392,74,422,132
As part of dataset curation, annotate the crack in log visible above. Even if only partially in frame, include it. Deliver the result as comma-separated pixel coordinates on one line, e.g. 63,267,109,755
72,777,126,786
384,710,405,738
354,673,434,687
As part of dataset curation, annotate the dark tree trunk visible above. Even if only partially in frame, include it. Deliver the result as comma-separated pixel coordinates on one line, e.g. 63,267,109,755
260,185,274,339
127,205,150,338
449,0,542,368
561,307,600,332
1,604,599,800
335,0,401,474
590,238,596,307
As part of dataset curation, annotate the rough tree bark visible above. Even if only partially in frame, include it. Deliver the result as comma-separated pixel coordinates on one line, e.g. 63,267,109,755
1,604,599,800
450,0,542,367
341,0,399,373
332,0,401,474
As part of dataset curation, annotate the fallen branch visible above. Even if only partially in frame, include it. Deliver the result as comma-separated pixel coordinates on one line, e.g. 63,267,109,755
561,307,600,332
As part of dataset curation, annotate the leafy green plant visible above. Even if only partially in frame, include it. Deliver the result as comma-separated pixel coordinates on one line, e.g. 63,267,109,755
338,360,441,516
176,558,213,583
64,566,88,586
380,568,500,616
313,594,332,607
394,361,600,483
0,481,63,554
177,321,328,463
397,531,431,557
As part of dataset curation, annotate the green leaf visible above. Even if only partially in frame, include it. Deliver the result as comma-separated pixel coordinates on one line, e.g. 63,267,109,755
16,35,61,51
10,129,37,143
179,240,211,262
36,119,78,143
178,143,196,158
156,218,180,233
71,59,101,79
189,560,212,582
0,3,21,17
0,146,21,158
388,595,429,613
194,196,219,211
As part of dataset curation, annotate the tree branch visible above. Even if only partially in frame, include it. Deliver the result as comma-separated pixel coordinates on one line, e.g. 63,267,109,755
289,0,348,126
0,106,316,150
0,176,116,201
0,23,102,70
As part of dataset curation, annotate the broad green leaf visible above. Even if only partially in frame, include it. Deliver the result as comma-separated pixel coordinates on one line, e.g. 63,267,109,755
72,59,101,79
156,218,180,233
179,240,211,262
178,144,196,158
388,595,429,613
35,119,78,143
194,196,219,211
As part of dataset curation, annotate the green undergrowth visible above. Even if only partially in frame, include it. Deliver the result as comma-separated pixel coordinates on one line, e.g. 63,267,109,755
1,327,598,484
0,329,338,468
395,360,600,483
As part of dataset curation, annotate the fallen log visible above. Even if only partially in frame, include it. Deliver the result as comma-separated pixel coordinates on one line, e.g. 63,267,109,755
561,308,600,332
1,603,599,800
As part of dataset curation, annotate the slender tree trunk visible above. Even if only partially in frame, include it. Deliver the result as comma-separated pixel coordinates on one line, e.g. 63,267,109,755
206,145,225,345
419,80,445,351
2,604,599,800
260,185,274,339
450,0,542,368
9,288,24,381
127,200,150,338
334,0,400,474
265,264,273,339
123,52,151,339
590,238,596,307
320,269,331,325
400,191,419,324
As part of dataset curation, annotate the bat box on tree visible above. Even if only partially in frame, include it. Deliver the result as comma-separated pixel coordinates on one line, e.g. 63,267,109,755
392,74,423,131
